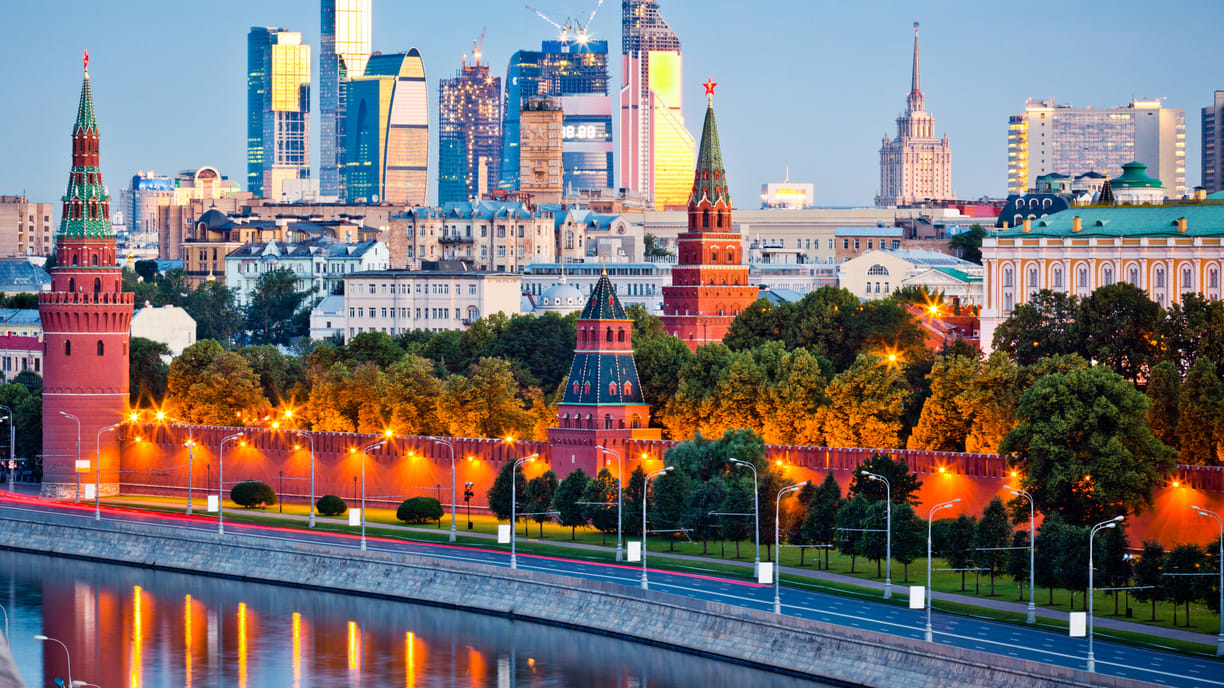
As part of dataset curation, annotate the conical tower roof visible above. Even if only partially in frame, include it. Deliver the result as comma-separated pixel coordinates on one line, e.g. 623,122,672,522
60,54,113,239
688,101,731,207
75,62,97,133
1098,176,1116,205
580,270,628,320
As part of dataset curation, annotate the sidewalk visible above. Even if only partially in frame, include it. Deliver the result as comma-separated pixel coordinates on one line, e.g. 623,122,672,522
105,496,1217,648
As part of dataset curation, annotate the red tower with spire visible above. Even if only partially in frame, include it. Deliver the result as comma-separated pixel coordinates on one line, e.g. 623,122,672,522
39,55,134,498
661,82,757,351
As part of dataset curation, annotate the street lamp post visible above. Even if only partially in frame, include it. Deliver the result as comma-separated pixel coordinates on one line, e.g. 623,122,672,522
294,431,316,528
0,404,14,492
729,458,761,576
34,634,72,687
94,422,121,521
775,482,808,614
59,411,81,503
360,440,387,552
595,445,624,561
183,439,196,516
860,469,892,599
432,437,458,543
464,482,474,529
925,497,961,642
1087,515,1125,672
217,433,244,535
1191,505,1224,656
509,454,538,569
1007,486,1037,624
641,466,673,590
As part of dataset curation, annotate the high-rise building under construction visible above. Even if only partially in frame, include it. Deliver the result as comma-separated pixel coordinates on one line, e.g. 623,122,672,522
620,0,694,210
438,50,502,204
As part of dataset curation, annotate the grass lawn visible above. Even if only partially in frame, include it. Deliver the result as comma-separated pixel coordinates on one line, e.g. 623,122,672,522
102,494,1223,653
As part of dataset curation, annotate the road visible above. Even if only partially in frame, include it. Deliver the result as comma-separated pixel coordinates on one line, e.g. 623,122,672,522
1,495,1220,688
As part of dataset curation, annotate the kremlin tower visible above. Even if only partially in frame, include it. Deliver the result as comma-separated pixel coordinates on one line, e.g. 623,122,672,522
660,81,757,351
548,271,659,477
39,54,134,498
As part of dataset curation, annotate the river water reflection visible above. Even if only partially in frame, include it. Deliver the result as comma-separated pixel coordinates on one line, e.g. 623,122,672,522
2,550,826,687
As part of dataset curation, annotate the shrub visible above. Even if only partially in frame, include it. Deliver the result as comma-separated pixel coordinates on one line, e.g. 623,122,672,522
316,494,347,516
396,496,444,524
230,480,276,509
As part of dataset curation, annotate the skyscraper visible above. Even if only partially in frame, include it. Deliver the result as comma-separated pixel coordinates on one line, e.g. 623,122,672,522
1203,91,1224,193
247,27,311,200
661,84,757,350
320,0,372,198
343,49,429,205
620,0,694,210
501,40,613,194
438,52,502,204
1007,98,1186,197
876,25,953,207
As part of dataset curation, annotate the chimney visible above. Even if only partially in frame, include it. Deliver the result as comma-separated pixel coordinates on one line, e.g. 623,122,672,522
1022,218,1031,233
1177,217,1188,233
1072,216,1082,233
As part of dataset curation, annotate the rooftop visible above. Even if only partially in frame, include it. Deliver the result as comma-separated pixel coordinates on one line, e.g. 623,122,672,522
993,203,1224,238
834,226,903,237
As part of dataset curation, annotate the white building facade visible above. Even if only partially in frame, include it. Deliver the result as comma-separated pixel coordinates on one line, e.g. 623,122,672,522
225,238,389,306
340,267,521,339
838,248,983,303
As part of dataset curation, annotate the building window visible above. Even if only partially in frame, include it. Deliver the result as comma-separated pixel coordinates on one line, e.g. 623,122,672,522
1129,267,1140,286
1052,266,1063,289
1182,267,1193,291
64,340,71,356
97,340,104,356
1155,267,1165,289
1002,267,1013,288
1102,266,1113,286
867,264,889,276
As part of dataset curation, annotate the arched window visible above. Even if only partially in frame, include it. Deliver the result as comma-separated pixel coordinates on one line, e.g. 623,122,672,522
606,327,613,343
604,414,613,430
1129,267,1140,286
72,254,79,266
702,208,710,229
585,414,593,430
609,382,618,396
1052,266,1063,289
1210,267,1219,290
1182,267,1193,291
92,254,99,266
617,328,625,343
1102,265,1113,286
562,413,569,428
583,382,591,395
96,340,104,356
68,278,75,293
1002,267,1013,288
572,382,579,395
1155,267,1166,289
64,340,71,356
631,414,641,429
94,277,101,293
1028,267,1038,291
867,264,889,276
580,328,587,343
623,382,633,396
711,249,718,262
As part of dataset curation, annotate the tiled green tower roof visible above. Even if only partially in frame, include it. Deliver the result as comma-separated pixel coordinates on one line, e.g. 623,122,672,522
59,62,114,240
689,103,731,207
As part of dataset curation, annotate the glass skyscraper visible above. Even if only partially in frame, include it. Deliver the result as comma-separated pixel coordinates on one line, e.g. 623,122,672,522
343,49,429,205
247,27,311,200
501,39,613,194
438,59,502,204
320,0,372,198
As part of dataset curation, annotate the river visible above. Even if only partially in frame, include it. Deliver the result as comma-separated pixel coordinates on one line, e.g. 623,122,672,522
0,550,828,687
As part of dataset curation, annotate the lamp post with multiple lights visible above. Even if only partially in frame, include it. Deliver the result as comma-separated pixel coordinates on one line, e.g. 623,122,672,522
359,438,389,552
640,466,673,590
1087,515,1125,672
34,634,72,687
1007,486,1037,623
729,458,761,576
509,453,538,569
432,436,459,543
860,468,892,599
925,498,961,642
217,433,244,534
774,481,807,613
58,411,81,503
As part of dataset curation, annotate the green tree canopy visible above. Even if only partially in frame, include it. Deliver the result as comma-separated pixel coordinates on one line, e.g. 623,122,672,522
908,354,978,452
1145,361,1181,451
525,470,558,537
166,340,268,425
948,224,986,264
991,290,1079,366
239,344,307,406
185,279,242,345
486,460,528,522
244,268,313,345
1177,357,1224,466
552,468,590,539
129,337,170,406
582,467,620,546
818,354,908,449
847,452,923,505
1075,283,1163,382
973,497,1014,597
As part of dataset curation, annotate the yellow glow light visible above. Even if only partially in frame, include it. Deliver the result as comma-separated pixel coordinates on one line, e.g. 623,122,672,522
384,429,394,438
293,444,301,451
775,460,784,467
283,409,294,419
131,585,143,688
185,594,192,688
1172,481,1180,487
938,466,946,474
239,441,247,447
129,411,140,422
272,421,280,430
348,620,359,671
1010,470,1017,478
155,411,166,421
505,436,514,443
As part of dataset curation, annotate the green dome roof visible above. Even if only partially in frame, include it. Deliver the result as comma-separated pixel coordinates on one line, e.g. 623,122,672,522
1110,161,1163,189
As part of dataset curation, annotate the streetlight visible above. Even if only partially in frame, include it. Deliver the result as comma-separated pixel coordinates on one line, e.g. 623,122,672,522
925,497,961,642
360,439,387,552
464,481,475,529
1087,515,1125,672
860,468,892,599
183,439,196,515
509,453,538,569
34,634,72,688
59,411,81,503
432,437,459,543
594,445,624,561
1190,505,1224,656
774,482,808,613
1007,486,1037,624
641,466,673,590
729,457,761,576
294,431,316,528
0,404,14,492
217,433,244,535
94,422,122,521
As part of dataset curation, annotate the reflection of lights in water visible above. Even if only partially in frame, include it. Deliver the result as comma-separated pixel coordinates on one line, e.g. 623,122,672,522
238,602,247,688
131,585,143,688
467,645,486,687
184,595,192,688
528,657,536,671
292,612,302,688
348,620,359,671
405,631,415,688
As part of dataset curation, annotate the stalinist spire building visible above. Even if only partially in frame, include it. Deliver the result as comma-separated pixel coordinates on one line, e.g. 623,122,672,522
875,24,953,207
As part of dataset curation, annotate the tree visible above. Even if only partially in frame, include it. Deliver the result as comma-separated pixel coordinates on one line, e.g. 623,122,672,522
948,224,986,264
1177,357,1224,466
133,259,158,283
999,365,1177,526
622,465,646,538
643,232,671,258
974,497,1014,597
384,355,444,436
230,481,276,508
1076,283,1163,382
185,280,242,345
1098,524,1132,616
244,268,312,345
685,477,729,556
316,494,347,516
802,471,841,569
525,470,558,537
1034,513,1071,605
649,468,692,551
239,345,307,406
0,382,41,462
166,340,268,425
552,468,590,539
954,351,1019,454
908,355,978,452
1053,521,1090,611
1165,543,1209,627
343,332,405,369
991,290,1079,366
396,496,445,524
634,335,693,427
891,503,926,583
582,467,620,546
483,312,576,392
1133,540,1167,621
1006,529,1031,602
1162,294,1224,374
129,337,170,406
945,514,978,592
860,500,890,578
835,496,870,573
846,453,923,505
818,353,907,449
1145,361,1181,451
486,460,527,522
758,347,829,446
724,299,787,352
439,358,531,439
719,476,755,559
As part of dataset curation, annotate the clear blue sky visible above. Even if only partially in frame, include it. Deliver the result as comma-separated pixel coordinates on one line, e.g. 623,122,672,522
2,0,1221,210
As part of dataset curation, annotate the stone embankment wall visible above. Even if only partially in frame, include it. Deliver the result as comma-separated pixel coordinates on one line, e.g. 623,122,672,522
0,511,1159,688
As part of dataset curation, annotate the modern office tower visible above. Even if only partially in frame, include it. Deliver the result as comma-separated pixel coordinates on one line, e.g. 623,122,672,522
247,27,311,200
875,25,953,207
501,40,613,194
0,196,55,257
320,0,372,198
1203,91,1224,193
660,89,757,350
620,0,695,210
1007,98,1186,197
343,50,429,205
438,53,502,203
518,97,565,204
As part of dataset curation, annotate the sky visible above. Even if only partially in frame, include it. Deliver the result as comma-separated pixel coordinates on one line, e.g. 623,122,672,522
2,0,1222,213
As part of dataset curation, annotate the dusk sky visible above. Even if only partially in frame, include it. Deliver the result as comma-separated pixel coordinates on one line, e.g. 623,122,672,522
2,0,1222,211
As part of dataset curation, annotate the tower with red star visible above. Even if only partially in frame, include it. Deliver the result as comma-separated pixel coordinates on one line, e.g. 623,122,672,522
660,81,757,351
39,54,134,498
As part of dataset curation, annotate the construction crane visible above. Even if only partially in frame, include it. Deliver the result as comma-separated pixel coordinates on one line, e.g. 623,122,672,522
462,26,487,69
525,0,605,45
